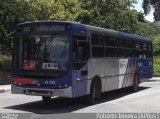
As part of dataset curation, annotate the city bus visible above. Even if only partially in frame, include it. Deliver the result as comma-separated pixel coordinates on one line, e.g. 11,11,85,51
10,21,153,105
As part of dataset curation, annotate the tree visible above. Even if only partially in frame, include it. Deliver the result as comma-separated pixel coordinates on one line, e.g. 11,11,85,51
138,12,145,22
134,21,160,56
143,0,160,21
153,35,160,56
0,0,79,54
76,0,138,33
0,0,139,54
27,0,81,21
0,0,32,54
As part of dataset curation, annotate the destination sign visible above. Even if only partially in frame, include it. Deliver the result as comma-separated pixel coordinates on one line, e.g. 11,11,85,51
22,26,30,32
16,24,70,33
36,25,65,32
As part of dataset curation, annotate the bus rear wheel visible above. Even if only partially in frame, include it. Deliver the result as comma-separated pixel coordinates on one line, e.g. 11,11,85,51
42,96,51,103
131,74,139,92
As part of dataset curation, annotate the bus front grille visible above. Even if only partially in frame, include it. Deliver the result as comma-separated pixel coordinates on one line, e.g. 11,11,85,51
27,89,49,94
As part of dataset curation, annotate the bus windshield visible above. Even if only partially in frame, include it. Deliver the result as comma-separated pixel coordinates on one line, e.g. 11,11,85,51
18,35,69,71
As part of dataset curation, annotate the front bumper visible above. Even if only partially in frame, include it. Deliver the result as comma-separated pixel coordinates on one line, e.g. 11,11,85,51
11,84,73,98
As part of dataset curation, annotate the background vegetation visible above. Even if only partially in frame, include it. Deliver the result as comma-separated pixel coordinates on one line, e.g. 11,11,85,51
154,56,160,74
143,0,160,21
0,0,160,75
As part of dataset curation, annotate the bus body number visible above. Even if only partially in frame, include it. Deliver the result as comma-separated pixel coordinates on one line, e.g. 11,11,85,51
45,81,55,85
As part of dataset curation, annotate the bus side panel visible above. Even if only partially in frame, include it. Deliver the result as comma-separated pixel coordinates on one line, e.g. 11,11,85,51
87,58,136,93
103,58,119,91
73,57,153,97
87,58,120,93
121,58,137,87
136,58,153,82
102,58,136,91
72,64,88,97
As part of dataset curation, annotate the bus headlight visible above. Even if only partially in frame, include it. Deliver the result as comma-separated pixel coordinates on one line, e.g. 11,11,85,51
77,78,80,81
64,84,68,88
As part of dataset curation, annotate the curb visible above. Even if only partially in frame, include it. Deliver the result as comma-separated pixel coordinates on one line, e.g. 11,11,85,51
0,89,11,94
0,84,11,94
151,77,160,80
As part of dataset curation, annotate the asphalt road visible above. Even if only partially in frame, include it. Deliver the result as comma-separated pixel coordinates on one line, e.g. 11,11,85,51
0,78,160,118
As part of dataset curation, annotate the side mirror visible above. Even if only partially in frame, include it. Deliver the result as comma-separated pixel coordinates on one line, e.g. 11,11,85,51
78,47,83,60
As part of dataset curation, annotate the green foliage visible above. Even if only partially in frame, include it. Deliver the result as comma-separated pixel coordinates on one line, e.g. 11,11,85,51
0,0,30,54
134,21,160,74
153,56,160,74
134,22,160,56
28,0,72,21
0,55,12,71
143,0,159,21
153,35,160,56
0,0,140,55
138,12,145,22
1,0,160,74
134,22,160,36
77,0,138,32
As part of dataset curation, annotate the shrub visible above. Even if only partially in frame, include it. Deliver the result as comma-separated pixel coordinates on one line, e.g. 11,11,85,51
153,56,160,75
0,55,12,71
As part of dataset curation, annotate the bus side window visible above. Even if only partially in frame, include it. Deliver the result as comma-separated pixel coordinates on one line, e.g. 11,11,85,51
73,35,90,62
142,42,147,58
136,41,140,50
92,47,104,57
135,41,141,58
147,42,152,58
104,35,115,57
104,35,114,46
91,33,103,46
105,48,115,57
132,40,136,49
91,33,104,57
116,38,123,48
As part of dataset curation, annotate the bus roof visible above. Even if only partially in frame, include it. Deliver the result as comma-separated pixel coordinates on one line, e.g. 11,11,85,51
17,20,73,26
84,24,152,42
17,20,152,42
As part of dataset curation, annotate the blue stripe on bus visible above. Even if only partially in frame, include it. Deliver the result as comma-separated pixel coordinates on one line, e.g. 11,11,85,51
72,23,87,36
72,64,88,97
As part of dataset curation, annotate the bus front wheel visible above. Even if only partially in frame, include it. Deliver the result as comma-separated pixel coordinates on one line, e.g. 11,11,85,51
86,80,101,105
86,81,96,105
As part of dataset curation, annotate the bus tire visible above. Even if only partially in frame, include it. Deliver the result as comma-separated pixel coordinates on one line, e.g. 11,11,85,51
86,79,101,105
86,81,96,105
42,96,51,103
95,79,101,99
131,73,139,92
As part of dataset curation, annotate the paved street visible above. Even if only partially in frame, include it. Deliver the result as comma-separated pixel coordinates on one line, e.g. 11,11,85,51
0,78,160,117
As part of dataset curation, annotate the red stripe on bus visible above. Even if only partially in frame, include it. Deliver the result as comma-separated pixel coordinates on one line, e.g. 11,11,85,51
11,78,33,84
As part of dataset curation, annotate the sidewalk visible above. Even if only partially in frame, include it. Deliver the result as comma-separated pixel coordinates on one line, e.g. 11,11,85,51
0,85,11,94
151,77,160,80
